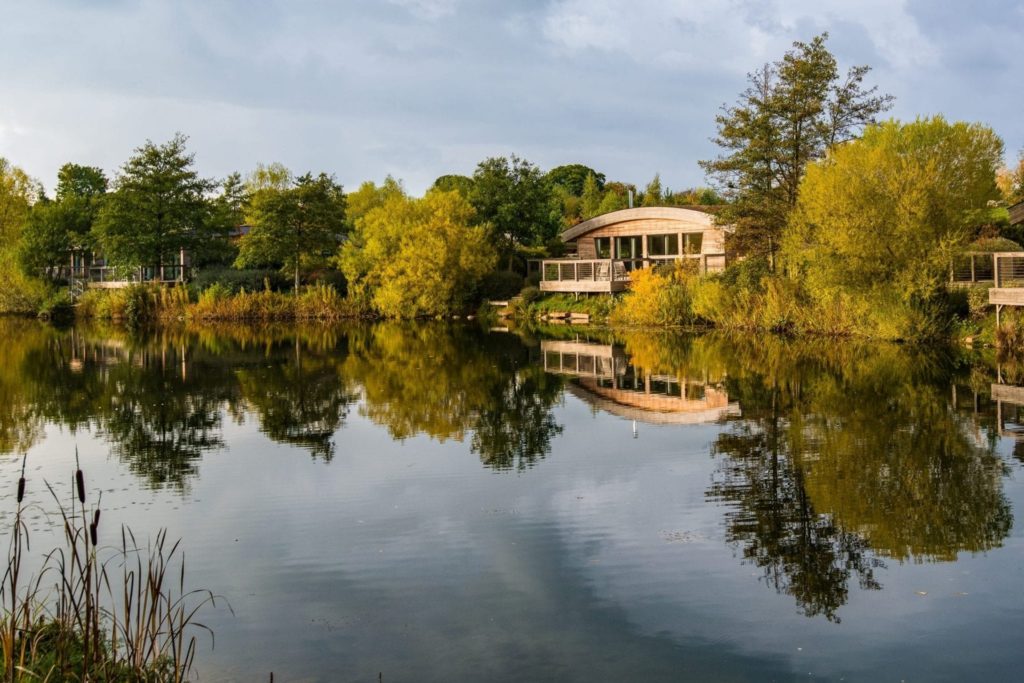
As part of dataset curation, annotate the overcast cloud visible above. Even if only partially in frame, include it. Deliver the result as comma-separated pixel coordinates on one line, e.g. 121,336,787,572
1,0,1021,194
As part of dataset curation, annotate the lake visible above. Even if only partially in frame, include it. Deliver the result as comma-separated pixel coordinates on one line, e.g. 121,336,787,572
2,319,1023,682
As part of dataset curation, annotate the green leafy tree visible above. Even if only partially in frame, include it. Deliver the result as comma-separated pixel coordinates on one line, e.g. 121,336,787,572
431,174,474,197
339,189,496,317
236,171,347,290
701,33,893,268
998,151,1024,204
0,158,47,312
546,164,605,196
580,172,603,219
640,173,663,207
94,134,215,276
783,117,1004,306
470,155,560,269
19,163,108,274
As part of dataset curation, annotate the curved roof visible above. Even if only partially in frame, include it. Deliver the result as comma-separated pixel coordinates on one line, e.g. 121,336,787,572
561,206,717,242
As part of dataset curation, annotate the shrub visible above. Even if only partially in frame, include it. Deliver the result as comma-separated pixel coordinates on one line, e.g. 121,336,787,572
609,263,694,327
478,270,524,300
519,286,541,305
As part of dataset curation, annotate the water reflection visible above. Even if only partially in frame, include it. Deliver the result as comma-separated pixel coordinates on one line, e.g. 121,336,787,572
0,319,1020,624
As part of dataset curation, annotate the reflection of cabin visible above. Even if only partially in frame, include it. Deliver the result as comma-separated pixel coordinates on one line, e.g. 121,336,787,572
991,381,1024,438
540,339,739,424
538,207,728,294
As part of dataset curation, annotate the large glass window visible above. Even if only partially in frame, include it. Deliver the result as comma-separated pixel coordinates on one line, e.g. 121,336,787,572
615,236,642,259
683,233,704,254
595,237,612,258
648,234,679,257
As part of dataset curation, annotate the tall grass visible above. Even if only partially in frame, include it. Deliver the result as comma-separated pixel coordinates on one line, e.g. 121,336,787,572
77,283,370,323
1,455,224,681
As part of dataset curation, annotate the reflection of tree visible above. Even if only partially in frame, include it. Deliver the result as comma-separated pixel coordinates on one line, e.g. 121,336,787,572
710,393,882,622
345,323,564,469
707,338,1011,620
472,367,563,471
237,341,357,460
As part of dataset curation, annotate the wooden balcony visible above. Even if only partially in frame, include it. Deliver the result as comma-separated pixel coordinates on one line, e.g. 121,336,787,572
538,255,723,294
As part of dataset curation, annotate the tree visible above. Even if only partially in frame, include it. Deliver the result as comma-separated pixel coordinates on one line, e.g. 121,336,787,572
236,171,347,290
431,174,474,197
345,175,406,228
640,173,663,207
700,33,893,268
470,155,560,269
0,158,47,312
94,134,215,275
997,151,1024,204
783,117,1004,305
19,163,108,274
339,189,496,317
199,172,248,267
580,172,603,219
546,164,605,196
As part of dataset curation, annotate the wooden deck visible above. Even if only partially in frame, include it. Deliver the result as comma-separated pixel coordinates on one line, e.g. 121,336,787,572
58,265,189,290
538,255,722,294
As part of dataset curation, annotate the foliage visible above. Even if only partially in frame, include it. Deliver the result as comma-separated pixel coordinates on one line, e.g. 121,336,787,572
2,464,221,681
345,175,406,228
996,150,1024,204
339,189,496,317
470,155,560,266
236,170,347,289
639,173,663,207
545,164,605,196
94,134,216,271
431,174,474,197
783,117,1003,338
701,33,893,267
478,270,524,300
189,265,289,294
18,163,108,274
0,158,49,313
609,262,696,326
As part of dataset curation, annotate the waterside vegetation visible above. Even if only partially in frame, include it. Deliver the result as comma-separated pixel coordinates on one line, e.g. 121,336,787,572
1,34,1023,343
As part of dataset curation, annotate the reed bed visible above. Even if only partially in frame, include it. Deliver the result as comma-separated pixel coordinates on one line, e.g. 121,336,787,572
77,283,371,323
1,453,224,681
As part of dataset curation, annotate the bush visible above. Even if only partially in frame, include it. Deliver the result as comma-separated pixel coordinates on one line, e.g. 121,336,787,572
519,286,541,304
609,263,695,327
189,267,289,295
478,270,524,300
524,272,541,288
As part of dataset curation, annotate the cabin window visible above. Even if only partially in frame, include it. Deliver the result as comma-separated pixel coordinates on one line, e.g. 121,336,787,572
683,233,703,254
615,236,642,259
595,237,612,258
648,234,679,257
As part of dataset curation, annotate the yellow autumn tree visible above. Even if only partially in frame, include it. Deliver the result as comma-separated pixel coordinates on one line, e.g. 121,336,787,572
338,189,496,318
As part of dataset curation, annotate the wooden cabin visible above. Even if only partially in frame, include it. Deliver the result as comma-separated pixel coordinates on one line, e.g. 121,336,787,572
538,207,728,293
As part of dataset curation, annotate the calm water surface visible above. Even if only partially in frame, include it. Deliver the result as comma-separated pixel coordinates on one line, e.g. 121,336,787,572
2,319,1023,682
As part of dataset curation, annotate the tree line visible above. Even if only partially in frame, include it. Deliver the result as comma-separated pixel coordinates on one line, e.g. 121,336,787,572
0,135,721,317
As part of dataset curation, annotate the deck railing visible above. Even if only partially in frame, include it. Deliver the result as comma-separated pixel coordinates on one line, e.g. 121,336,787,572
539,255,708,283
54,265,190,284
950,252,995,284
994,252,1024,289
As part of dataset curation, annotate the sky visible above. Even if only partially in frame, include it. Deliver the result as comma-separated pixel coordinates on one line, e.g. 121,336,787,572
1,0,1022,195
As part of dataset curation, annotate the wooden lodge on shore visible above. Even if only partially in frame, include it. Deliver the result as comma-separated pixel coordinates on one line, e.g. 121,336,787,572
537,207,728,294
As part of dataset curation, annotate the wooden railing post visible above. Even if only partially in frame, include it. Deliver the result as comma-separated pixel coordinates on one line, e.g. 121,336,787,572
994,253,1000,288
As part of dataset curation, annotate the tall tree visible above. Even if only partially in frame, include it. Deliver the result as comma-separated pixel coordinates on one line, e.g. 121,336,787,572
431,174,474,197
19,163,108,274
640,173,663,207
94,134,215,276
470,155,560,269
580,172,603,219
546,164,605,196
236,171,347,290
700,33,893,268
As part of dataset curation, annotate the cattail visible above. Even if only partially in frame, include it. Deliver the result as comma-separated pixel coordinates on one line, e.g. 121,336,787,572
17,477,25,503
89,522,97,546
76,469,85,504
93,508,101,528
